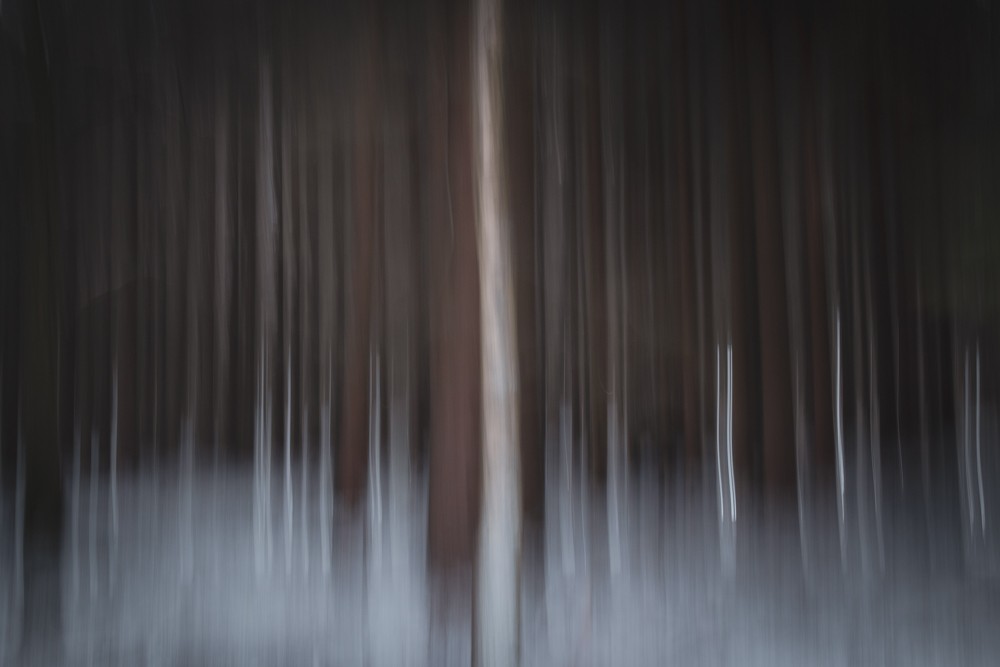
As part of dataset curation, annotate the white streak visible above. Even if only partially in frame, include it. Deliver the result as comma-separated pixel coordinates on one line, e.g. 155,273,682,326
110,360,120,591
976,343,985,535
560,401,575,576
727,343,735,522
608,402,621,577
0,362,3,513
868,303,884,571
834,312,846,567
965,348,974,531
284,359,293,578
90,430,99,600
72,418,81,602
181,415,194,586
369,350,383,572
716,345,724,520
13,408,25,628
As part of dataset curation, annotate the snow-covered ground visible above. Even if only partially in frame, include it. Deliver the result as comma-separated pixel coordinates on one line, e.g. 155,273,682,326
1,457,998,666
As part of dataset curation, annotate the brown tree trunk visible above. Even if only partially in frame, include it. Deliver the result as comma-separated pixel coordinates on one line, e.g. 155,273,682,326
670,0,702,476
580,1,607,486
720,0,754,483
747,5,795,494
426,0,482,571
504,0,543,536
339,6,380,506
799,20,834,479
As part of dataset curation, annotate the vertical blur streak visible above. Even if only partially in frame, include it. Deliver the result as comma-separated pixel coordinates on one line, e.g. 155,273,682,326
835,312,846,569
727,344,735,524
1,0,1000,663
600,4,624,579
976,343,985,536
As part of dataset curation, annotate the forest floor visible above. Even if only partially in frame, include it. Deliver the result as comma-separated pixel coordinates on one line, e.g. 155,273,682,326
1,456,999,665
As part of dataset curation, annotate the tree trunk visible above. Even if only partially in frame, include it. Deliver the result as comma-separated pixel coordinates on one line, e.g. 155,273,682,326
474,0,521,661
16,0,65,654
426,0,482,574
747,5,795,494
340,6,379,507
504,0,543,537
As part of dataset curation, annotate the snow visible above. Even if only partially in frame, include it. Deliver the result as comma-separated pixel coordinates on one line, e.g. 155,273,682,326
0,455,998,665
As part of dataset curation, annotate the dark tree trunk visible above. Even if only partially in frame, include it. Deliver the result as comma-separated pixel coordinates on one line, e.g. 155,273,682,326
504,0,543,538
670,0,702,476
339,5,380,507
747,3,795,494
799,15,834,482
17,0,65,653
425,0,482,571
720,0,756,482
580,0,607,486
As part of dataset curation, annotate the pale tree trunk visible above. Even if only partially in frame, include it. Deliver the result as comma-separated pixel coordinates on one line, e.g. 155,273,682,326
381,73,416,576
704,1,737,563
538,12,571,582
297,103,316,576
317,105,338,579
599,12,626,577
474,0,521,662
254,56,279,579
719,0,752,488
